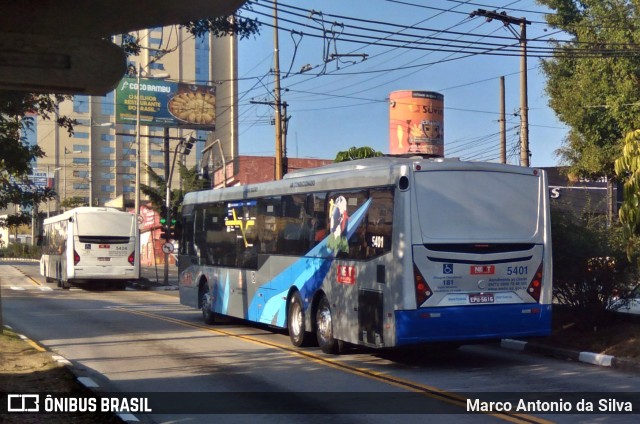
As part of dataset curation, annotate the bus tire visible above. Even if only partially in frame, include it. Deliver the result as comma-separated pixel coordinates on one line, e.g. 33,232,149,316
57,264,67,289
201,284,215,325
288,291,311,347
316,295,342,354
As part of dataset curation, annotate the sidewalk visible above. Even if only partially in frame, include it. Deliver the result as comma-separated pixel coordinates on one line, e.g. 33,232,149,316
133,263,179,290
501,338,640,373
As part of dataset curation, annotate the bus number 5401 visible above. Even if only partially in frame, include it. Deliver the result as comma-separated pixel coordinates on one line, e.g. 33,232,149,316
507,266,528,275
371,236,385,249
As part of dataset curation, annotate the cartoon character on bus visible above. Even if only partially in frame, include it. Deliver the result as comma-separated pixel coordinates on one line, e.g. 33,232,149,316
327,196,349,254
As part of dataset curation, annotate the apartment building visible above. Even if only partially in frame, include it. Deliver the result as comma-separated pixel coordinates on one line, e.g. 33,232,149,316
34,26,237,213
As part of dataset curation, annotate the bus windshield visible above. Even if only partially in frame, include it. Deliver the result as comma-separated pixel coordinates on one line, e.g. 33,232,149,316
415,170,542,242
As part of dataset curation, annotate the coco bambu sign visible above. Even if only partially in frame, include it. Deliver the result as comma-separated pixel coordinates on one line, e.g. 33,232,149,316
115,77,216,129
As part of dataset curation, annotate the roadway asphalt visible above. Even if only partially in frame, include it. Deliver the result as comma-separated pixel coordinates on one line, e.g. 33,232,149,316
3,258,640,374
134,262,640,374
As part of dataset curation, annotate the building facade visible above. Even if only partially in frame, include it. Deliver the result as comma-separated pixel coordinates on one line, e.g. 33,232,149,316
33,27,236,213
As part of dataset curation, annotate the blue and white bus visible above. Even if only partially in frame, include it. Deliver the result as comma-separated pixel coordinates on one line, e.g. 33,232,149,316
40,207,139,289
178,157,552,353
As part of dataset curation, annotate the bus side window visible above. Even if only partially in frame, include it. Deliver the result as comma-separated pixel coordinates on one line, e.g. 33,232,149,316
257,197,279,255
309,192,327,248
328,189,368,259
204,203,229,266
279,194,309,256
365,188,394,259
194,207,206,261
180,216,194,256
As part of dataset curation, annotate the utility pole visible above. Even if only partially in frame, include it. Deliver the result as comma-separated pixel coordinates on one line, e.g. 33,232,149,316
163,127,170,285
499,76,506,164
471,9,531,167
273,0,284,180
250,99,289,174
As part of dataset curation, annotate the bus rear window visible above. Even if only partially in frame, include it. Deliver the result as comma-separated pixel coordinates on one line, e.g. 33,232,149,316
414,171,541,242
76,213,134,237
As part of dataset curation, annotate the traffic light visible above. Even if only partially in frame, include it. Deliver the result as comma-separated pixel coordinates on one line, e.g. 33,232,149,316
171,205,179,226
173,220,182,241
183,136,195,156
159,205,168,226
160,225,171,240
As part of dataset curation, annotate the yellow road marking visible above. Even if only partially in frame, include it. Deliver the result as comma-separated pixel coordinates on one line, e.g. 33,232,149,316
17,334,47,352
10,265,42,286
112,306,554,424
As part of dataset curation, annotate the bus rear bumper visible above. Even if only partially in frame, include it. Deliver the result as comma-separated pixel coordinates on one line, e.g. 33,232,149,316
394,304,552,346
73,267,136,280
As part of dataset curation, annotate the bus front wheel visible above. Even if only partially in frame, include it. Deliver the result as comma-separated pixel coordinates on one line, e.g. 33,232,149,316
201,285,215,325
316,295,342,354
288,291,312,347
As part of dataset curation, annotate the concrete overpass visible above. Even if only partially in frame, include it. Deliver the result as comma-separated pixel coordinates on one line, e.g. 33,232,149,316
0,0,247,94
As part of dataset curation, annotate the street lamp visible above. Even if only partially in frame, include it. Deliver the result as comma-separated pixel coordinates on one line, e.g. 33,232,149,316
48,166,61,217
62,148,82,210
202,139,227,188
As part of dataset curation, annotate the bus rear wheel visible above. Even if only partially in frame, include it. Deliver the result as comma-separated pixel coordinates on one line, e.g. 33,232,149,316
316,295,342,354
288,291,312,347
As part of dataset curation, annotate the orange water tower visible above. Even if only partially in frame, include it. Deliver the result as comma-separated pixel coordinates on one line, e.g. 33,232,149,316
389,90,444,157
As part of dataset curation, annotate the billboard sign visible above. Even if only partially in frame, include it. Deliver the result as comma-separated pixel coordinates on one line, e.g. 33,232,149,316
389,90,444,157
28,170,49,189
115,77,216,129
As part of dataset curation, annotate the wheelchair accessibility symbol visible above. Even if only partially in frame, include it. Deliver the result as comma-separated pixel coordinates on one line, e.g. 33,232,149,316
443,263,454,274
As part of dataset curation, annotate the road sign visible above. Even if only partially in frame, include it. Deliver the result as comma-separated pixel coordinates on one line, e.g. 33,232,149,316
162,242,174,254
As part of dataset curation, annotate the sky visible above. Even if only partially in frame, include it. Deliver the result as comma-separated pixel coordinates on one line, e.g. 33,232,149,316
233,0,569,167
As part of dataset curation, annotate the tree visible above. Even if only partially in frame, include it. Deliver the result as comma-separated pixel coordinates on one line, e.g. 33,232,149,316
140,163,208,217
615,129,640,257
59,196,89,210
122,13,259,56
0,93,74,228
538,0,640,213
334,146,384,162
551,205,639,329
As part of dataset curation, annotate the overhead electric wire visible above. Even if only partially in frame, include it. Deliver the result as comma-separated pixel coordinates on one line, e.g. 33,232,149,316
251,0,640,51
279,0,483,100
233,0,584,162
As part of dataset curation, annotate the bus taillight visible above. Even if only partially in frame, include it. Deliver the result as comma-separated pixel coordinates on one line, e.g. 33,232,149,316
414,265,433,307
74,250,80,265
128,251,135,266
527,264,543,302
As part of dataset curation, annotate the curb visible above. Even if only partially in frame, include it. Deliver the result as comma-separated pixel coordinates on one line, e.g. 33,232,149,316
501,338,640,373
0,257,40,262
130,282,179,291
2,325,133,422
131,278,178,291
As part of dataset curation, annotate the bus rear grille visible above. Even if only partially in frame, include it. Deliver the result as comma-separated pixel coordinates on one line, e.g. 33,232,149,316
425,243,535,254
78,236,131,244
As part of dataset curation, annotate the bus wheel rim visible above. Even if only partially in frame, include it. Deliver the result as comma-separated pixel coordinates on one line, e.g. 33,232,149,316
318,305,332,342
291,301,303,337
